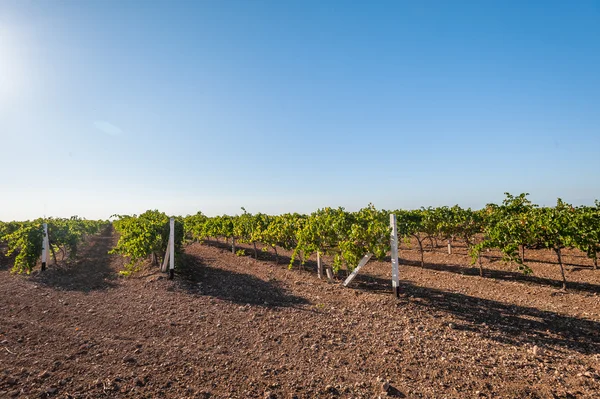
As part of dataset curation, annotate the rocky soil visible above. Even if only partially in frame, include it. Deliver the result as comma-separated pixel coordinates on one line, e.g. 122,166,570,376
1,230,599,398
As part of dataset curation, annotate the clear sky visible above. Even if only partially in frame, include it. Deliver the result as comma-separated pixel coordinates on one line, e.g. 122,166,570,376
1,0,599,220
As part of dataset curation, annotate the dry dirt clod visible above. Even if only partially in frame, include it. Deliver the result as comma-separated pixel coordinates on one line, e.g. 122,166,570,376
122,355,136,363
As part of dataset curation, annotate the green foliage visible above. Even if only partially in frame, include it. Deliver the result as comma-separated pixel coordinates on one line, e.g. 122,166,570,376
292,204,390,272
200,215,234,241
47,216,107,260
572,202,600,268
235,249,246,256
0,217,107,274
444,206,483,248
529,199,577,251
111,210,183,273
262,213,305,252
3,220,44,274
183,212,207,242
2,194,599,288
470,193,536,274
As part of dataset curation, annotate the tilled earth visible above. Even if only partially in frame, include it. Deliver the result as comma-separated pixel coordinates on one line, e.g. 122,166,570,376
1,230,599,398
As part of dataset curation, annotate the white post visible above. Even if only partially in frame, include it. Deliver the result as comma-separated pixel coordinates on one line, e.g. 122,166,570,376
41,223,48,271
448,239,452,255
390,214,399,298
343,253,373,286
169,217,175,279
325,266,333,281
317,251,322,279
161,243,170,272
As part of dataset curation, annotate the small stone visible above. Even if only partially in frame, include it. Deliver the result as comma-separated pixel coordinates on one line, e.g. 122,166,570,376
6,377,17,385
122,355,136,363
381,381,390,392
264,391,277,399
46,387,58,395
532,345,543,356
448,323,456,329
38,370,51,379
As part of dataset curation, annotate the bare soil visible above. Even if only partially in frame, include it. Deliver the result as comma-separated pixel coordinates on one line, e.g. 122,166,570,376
1,230,599,398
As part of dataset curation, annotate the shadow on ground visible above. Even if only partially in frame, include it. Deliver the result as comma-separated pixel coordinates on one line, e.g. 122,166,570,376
31,226,118,292
399,258,600,294
350,273,600,355
198,239,316,270
183,240,600,353
177,252,310,308
203,240,600,294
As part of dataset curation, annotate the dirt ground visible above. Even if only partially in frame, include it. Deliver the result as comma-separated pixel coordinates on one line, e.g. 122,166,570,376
1,229,599,398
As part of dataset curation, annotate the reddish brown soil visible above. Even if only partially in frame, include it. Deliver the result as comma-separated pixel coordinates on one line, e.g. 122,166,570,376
1,230,599,398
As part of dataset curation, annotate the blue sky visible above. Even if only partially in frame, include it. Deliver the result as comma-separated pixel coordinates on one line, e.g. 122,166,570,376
1,0,599,220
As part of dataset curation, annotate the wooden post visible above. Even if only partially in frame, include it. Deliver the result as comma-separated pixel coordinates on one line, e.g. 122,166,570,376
447,239,452,255
169,217,175,279
161,243,170,272
343,253,373,286
390,214,399,298
317,251,323,279
41,223,48,271
325,266,333,280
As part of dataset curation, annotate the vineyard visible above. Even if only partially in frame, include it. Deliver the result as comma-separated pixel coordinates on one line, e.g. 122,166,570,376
1,193,600,398
0,217,108,274
4,193,596,289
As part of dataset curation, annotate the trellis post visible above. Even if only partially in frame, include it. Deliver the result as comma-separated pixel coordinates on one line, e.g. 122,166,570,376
390,214,400,298
41,223,48,271
161,217,176,279
317,251,323,279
